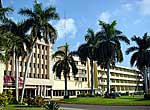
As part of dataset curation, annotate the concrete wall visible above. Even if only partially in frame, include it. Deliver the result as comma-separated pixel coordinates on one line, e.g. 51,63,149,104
0,62,4,93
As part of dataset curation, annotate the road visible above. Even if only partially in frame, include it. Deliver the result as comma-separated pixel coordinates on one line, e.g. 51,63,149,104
61,104,150,110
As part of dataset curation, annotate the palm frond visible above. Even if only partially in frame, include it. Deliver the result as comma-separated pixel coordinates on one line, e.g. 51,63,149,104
117,35,130,45
126,46,139,55
130,52,138,67
19,8,35,18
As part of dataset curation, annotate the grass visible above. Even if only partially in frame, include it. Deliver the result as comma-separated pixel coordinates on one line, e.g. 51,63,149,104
4,104,44,110
61,95,150,106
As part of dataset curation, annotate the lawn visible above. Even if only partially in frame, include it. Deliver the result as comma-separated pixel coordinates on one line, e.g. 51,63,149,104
5,104,44,110
61,95,150,106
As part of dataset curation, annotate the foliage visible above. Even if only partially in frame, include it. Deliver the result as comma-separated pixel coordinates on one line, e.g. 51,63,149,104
96,20,130,67
44,100,60,110
126,33,150,69
144,94,150,100
77,93,96,97
0,93,8,107
0,90,13,109
7,90,13,104
25,96,46,107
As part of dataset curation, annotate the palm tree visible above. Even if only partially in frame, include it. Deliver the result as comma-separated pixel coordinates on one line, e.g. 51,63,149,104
96,20,130,96
75,28,98,95
0,18,30,102
52,43,78,99
126,33,150,94
19,0,59,103
0,0,13,23
0,0,13,62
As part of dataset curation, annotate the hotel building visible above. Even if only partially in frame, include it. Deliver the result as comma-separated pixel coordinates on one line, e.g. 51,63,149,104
0,40,143,98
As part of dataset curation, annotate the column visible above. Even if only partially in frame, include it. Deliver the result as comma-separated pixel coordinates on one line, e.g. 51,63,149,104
35,88,37,96
44,85,46,98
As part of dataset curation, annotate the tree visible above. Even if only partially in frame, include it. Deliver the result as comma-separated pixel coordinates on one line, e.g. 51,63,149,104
0,0,13,23
52,43,78,99
0,0,13,62
74,28,98,95
96,20,130,96
126,33,150,94
0,18,30,102
19,0,59,103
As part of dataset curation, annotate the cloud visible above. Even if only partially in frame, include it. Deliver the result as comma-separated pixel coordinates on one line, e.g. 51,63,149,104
54,18,77,40
99,11,111,23
39,0,56,7
121,3,133,12
133,19,142,25
71,42,81,51
139,0,150,16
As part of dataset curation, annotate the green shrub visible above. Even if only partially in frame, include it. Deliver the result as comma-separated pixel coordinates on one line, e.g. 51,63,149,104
77,93,96,97
0,93,8,107
144,94,150,100
26,97,34,106
86,94,96,97
44,101,60,110
25,96,46,107
33,96,46,107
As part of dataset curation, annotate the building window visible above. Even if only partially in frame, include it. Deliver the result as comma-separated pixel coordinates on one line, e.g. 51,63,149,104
20,72,23,77
38,64,39,68
28,73,31,78
42,74,44,78
42,55,44,59
42,64,44,69
38,54,40,58
34,63,36,68
45,55,48,60
42,45,44,49
4,70,6,75
46,47,48,50
10,60,12,65
45,65,47,69
45,75,48,79
34,53,36,57
34,74,36,78
85,78,87,81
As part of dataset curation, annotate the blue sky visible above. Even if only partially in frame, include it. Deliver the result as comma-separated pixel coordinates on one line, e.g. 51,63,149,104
3,0,150,68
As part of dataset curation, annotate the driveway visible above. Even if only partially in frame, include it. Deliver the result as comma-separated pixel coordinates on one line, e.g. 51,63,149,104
61,104,150,110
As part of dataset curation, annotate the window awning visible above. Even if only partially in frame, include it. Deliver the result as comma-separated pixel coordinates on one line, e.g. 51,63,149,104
4,75,23,87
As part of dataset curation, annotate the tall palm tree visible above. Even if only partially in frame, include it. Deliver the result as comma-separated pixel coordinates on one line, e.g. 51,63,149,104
52,43,78,99
0,18,30,102
19,0,59,103
96,20,130,96
126,33,150,94
74,28,98,95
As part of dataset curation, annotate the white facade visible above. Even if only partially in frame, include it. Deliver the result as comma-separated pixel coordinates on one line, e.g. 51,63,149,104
0,41,143,97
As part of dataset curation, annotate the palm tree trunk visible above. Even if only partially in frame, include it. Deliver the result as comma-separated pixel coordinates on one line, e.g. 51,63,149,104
64,72,68,99
107,61,110,95
90,60,94,95
144,66,148,94
0,0,2,8
15,55,19,102
20,38,37,103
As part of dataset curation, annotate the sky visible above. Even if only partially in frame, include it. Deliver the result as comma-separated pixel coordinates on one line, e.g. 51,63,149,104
3,0,150,68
